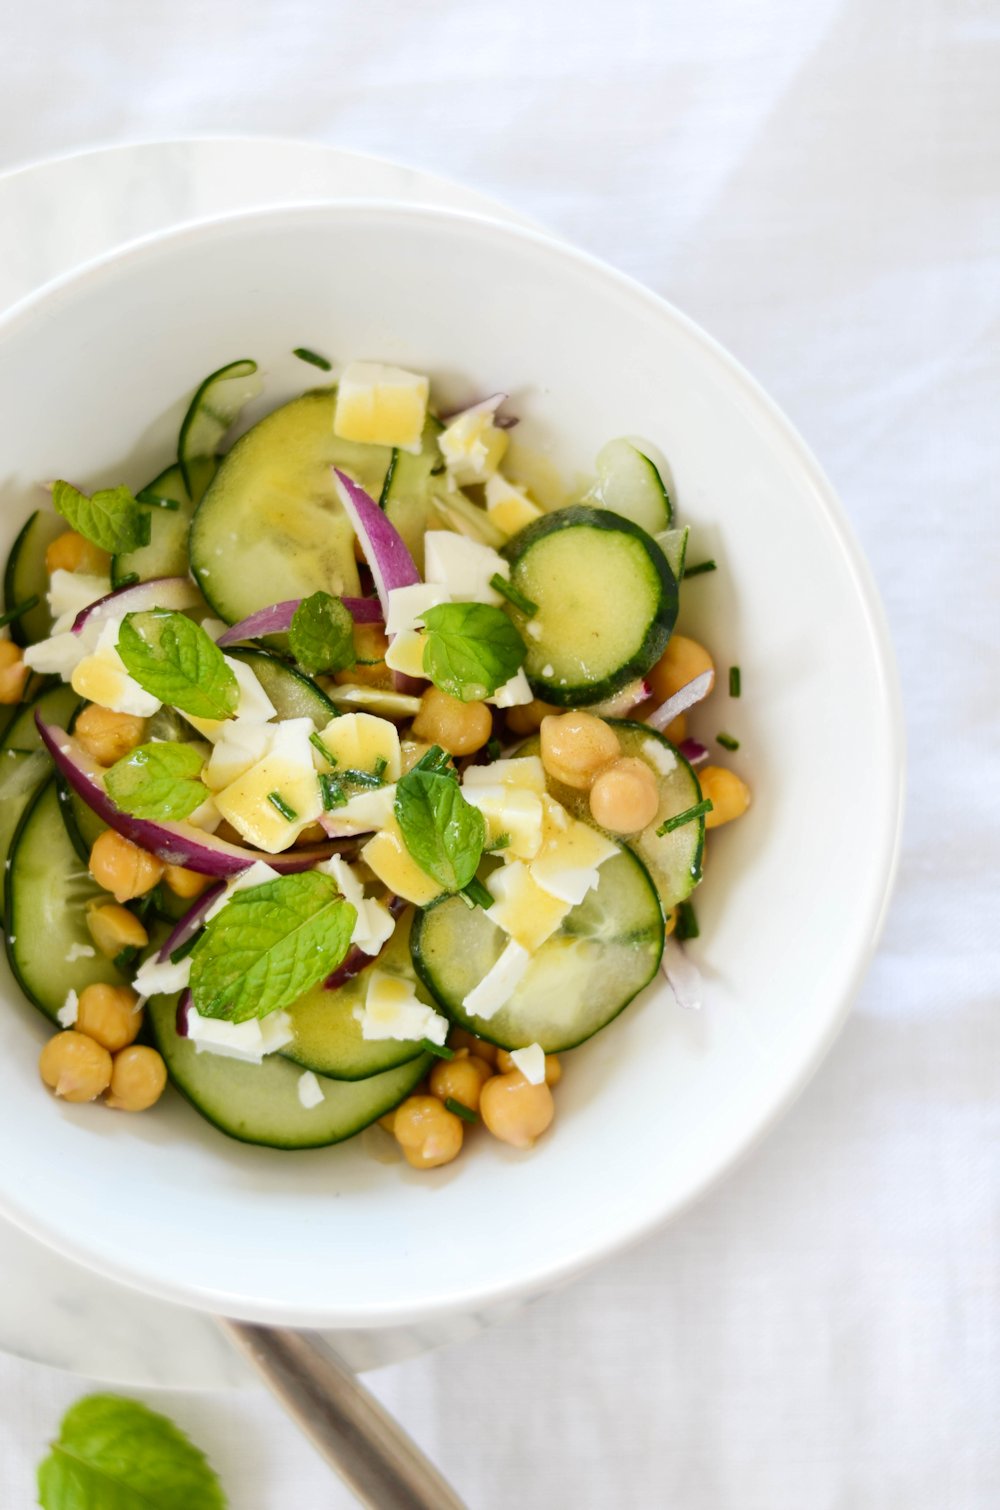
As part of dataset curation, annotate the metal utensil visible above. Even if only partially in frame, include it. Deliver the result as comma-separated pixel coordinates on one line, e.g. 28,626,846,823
219,1319,467,1509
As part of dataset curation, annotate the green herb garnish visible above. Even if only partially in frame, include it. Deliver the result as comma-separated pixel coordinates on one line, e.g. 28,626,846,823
135,487,181,511
486,832,511,852
445,1097,479,1125
309,731,338,767
729,665,741,697
716,732,740,751
656,797,714,836
420,1038,455,1060
421,601,526,702
373,755,388,778
341,767,383,789
288,590,355,675
113,945,140,972
489,572,538,618
114,572,140,588
412,744,453,774
105,741,208,822
394,765,486,894
319,774,347,810
169,932,201,965
378,449,398,508
117,611,239,721
293,346,332,371
267,790,298,821
486,737,503,762
683,559,717,578
461,877,493,910
0,594,38,630
52,480,151,554
674,900,700,941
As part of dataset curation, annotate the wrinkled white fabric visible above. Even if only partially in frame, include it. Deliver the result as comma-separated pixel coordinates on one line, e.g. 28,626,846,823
1,0,998,1505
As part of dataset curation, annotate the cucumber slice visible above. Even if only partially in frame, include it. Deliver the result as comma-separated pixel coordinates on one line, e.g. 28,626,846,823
588,438,672,532
146,995,430,1149
111,458,215,588
227,647,337,728
381,417,451,574
656,526,689,582
3,509,65,646
503,505,678,706
190,391,391,625
1,683,80,752
178,359,262,496
6,781,127,1021
0,750,51,912
281,911,426,1080
57,778,107,864
411,846,663,1052
519,720,705,911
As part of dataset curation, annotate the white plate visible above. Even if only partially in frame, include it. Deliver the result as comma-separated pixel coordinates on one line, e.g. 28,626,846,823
0,200,904,1331
0,136,536,1388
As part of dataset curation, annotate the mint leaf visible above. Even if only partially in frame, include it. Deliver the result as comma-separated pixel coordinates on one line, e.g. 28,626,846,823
52,480,151,554
190,871,356,1021
37,1392,225,1509
395,767,486,893
117,612,238,721
421,602,525,702
105,742,207,821
288,591,355,674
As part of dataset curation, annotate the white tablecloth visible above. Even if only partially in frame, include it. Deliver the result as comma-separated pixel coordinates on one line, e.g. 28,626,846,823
2,2,997,1505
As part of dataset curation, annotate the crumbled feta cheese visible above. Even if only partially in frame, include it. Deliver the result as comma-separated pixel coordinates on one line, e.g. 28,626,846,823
486,861,572,951
316,855,396,955
529,819,618,905
526,621,543,640
214,717,324,852
383,629,427,679
541,664,554,678
297,1070,325,1109
334,361,429,453
23,630,89,680
132,952,192,999
488,668,533,708
204,859,281,921
385,583,449,636
65,943,95,963
310,713,401,782
321,784,396,836
642,737,677,776
461,783,545,861
353,970,448,1044
186,1007,295,1062
48,569,110,630
510,1042,546,1084
362,817,443,906
204,722,272,791
70,618,162,716
462,939,530,1020
57,989,79,1028
437,404,508,484
423,532,508,605
187,795,224,833
184,655,277,741
463,756,546,793
484,473,542,536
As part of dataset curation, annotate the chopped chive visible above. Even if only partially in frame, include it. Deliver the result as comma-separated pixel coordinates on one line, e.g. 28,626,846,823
716,732,740,751
169,932,200,965
267,790,298,821
683,559,717,578
656,797,714,836
413,744,452,774
373,756,388,778
489,572,538,617
341,767,383,789
309,732,338,767
674,900,700,941
461,877,494,910
486,832,511,852
113,945,139,971
135,489,180,510
486,737,502,762
421,1038,455,1060
378,449,398,508
445,1097,479,1125
292,347,332,371
729,665,741,698
430,461,446,476
114,572,140,588
319,774,346,810
132,888,160,922
0,594,39,630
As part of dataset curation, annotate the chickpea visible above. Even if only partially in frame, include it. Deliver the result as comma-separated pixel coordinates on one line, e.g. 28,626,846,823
496,1049,562,1086
589,756,660,834
480,1071,554,1149
0,641,30,703
505,698,555,737
163,864,211,899
74,705,146,765
647,635,715,704
106,1045,167,1111
449,1028,498,1066
392,1094,464,1169
699,765,751,829
664,712,687,744
334,624,391,688
539,711,620,790
45,531,110,576
378,1110,397,1134
86,902,149,958
89,829,164,903
429,1051,492,1113
39,1031,112,1102
75,982,141,1052
412,686,493,757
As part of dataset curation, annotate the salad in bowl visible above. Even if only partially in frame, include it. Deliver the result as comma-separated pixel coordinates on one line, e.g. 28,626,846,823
0,354,749,1172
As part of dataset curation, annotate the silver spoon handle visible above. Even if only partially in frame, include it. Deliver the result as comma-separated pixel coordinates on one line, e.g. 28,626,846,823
218,1319,467,1510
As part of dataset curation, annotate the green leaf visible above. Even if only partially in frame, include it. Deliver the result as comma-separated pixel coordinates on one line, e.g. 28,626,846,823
117,612,239,721
52,481,151,555
288,591,355,674
421,602,525,702
190,871,356,1022
105,742,208,821
37,1392,226,1510
394,768,486,893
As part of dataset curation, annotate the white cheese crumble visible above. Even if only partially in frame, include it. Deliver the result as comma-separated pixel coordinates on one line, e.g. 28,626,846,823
643,737,677,776
204,859,281,922
297,1070,325,1109
353,970,448,1044
423,532,508,605
132,952,192,999
385,582,449,636
462,939,530,1020
57,989,79,1028
65,943,95,963
510,1042,546,1085
186,1007,295,1062
316,855,396,956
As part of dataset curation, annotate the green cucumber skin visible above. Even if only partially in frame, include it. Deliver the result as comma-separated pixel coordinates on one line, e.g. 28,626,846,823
503,505,679,707
178,358,259,497
111,458,215,588
3,510,65,647
227,647,337,728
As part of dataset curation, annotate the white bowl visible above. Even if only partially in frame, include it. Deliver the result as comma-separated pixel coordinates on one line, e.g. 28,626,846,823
0,203,903,1327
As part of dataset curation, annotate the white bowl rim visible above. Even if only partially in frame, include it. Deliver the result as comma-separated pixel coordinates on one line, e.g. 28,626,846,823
0,199,905,1325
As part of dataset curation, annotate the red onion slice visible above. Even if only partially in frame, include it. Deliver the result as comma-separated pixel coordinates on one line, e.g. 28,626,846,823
37,717,339,876
332,468,423,693
646,670,714,732
157,883,226,963
661,937,703,1010
215,595,383,646
176,989,192,1037
678,738,709,766
72,576,200,635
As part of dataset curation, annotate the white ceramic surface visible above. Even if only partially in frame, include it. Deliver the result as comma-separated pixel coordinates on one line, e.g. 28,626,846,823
0,201,903,1328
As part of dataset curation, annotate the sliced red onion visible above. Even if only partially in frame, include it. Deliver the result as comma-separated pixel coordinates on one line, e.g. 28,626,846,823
157,883,226,963
590,678,651,717
72,576,200,635
678,738,709,766
646,670,714,732
332,468,423,694
176,989,192,1037
215,594,382,646
661,937,703,1011
323,896,407,990
37,718,339,876
438,392,518,428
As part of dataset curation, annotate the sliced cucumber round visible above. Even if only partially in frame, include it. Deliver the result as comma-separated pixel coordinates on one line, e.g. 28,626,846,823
189,391,390,625
6,781,127,1021
178,358,262,496
112,458,215,588
227,647,337,728
281,910,426,1080
588,437,672,532
503,505,678,706
147,995,430,1149
3,509,66,646
411,846,663,1052
1,683,80,753
381,416,448,577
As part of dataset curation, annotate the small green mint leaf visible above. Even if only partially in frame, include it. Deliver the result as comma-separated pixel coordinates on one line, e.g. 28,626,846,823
105,741,207,821
394,768,486,893
189,871,357,1022
420,601,525,702
37,1391,226,1509
117,612,239,721
288,591,355,674
52,481,151,555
